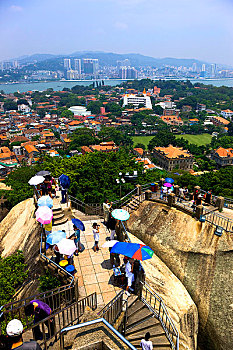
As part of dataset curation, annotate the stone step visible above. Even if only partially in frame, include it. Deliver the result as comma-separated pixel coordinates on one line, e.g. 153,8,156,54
127,300,145,318
53,217,68,226
126,310,153,330
53,212,65,220
126,324,165,342
125,317,160,336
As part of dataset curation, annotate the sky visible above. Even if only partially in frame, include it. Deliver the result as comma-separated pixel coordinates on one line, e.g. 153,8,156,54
0,0,232,65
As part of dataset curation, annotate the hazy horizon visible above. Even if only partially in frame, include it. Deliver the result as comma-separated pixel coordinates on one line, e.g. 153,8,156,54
0,0,232,65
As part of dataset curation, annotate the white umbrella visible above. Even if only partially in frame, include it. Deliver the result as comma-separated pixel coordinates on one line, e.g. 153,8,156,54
28,176,45,186
102,240,119,248
57,238,76,256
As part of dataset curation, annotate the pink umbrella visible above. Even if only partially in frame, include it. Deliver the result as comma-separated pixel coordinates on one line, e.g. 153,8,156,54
36,206,53,225
164,182,173,188
57,238,76,255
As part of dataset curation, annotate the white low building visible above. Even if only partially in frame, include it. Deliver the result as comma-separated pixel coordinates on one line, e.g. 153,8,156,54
122,94,152,109
68,106,91,116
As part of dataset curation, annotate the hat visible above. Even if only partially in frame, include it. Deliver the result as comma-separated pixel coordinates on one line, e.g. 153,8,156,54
6,319,23,337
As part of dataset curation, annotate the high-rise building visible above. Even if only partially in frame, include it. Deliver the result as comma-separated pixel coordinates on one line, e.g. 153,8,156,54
64,58,71,70
13,60,19,69
74,59,81,74
192,63,197,72
83,59,99,75
201,64,206,72
211,63,217,77
119,66,137,79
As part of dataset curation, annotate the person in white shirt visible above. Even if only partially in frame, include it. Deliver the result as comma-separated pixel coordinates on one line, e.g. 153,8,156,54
93,222,100,252
103,199,112,224
140,332,153,350
125,259,134,296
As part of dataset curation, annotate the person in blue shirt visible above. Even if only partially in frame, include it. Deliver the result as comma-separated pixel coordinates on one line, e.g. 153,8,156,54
73,224,81,255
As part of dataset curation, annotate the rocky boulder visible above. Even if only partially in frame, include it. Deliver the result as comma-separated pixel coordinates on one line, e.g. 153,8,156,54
126,200,233,350
0,198,42,296
127,231,198,350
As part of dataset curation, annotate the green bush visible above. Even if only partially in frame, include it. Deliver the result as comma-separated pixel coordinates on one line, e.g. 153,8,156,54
39,270,61,292
0,251,28,306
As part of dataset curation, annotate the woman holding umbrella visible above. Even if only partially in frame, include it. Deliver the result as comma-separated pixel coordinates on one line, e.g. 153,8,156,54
125,258,135,296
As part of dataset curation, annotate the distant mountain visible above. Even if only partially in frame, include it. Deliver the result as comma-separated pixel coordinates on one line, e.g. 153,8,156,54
12,51,215,69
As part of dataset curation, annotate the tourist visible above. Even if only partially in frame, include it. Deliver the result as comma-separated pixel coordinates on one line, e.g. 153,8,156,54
184,186,189,200
106,212,117,240
160,186,164,200
25,300,54,341
43,221,52,235
178,187,185,202
93,222,100,252
44,176,52,198
140,332,153,350
73,224,81,255
196,194,202,206
53,244,62,265
40,181,47,196
125,258,135,296
204,190,212,205
50,176,57,197
6,319,42,349
60,183,67,204
103,199,112,224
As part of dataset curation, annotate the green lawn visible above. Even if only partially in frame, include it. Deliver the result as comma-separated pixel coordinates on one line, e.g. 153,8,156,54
132,136,154,149
176,133,212,146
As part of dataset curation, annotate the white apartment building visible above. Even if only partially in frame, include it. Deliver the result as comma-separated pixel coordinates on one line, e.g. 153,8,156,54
221,109,233,119
122,94,152,109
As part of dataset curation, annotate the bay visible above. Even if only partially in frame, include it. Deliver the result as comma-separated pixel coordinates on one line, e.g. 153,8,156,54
0,78,233,94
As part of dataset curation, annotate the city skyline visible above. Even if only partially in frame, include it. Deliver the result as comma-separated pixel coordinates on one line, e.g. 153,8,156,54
0,0,232,65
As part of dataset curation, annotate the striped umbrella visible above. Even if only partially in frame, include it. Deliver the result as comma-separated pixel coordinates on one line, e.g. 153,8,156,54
111,242,154,261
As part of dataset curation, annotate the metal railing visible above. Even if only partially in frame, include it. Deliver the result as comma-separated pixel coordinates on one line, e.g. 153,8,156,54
60,317,137,350
0,284,78,334
98,290,125,326
202,208,233,232
141,281,179,350
68,195,103,216
40,229,75,286
34,292,97,350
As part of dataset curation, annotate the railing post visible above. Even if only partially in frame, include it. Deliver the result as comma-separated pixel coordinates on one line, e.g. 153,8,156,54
136,184,142,196
145,190,152,200
216,196,225,212
167,193,175,207
196,205,204,220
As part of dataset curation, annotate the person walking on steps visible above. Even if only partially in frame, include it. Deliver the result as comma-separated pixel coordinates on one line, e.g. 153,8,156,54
25,300,54,341
140,332,153,350
6,319,42,350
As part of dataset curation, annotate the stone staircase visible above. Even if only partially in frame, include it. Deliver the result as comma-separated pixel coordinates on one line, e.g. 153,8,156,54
52,198,68,226
125,296,171,350
123,195,141,214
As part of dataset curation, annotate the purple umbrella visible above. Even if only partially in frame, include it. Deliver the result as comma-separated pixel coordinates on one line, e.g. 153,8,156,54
164,182,173,188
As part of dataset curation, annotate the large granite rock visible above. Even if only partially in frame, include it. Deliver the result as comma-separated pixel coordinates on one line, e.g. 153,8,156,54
126,200,233,350
128,232,198,350
0,198,42,296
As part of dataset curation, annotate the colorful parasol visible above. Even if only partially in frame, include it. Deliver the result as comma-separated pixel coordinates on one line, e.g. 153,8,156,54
111,242,154,261
35,206,53,225
38,195,53,208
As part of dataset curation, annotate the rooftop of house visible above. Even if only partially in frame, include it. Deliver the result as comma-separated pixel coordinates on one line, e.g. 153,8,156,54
154,145,192,159
214,147,233,157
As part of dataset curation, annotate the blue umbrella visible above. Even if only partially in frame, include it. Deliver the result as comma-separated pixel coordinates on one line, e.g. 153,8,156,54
38,195,53,208
111,242,154,261
111,209,130,221
71,218,85,231
46,231,66,245
59,174,71,189
164,177,174,184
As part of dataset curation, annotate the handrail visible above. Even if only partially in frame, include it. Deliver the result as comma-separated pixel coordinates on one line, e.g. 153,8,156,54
140,281,179,350
60,318,137,350
30,292,97,350
39,229,75,286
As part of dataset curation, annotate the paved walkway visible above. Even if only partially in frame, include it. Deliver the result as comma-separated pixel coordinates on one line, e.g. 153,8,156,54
52,217,121,306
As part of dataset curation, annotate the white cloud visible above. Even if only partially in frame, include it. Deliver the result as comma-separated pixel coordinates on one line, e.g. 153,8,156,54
114,21,128,30
10,5,23,12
